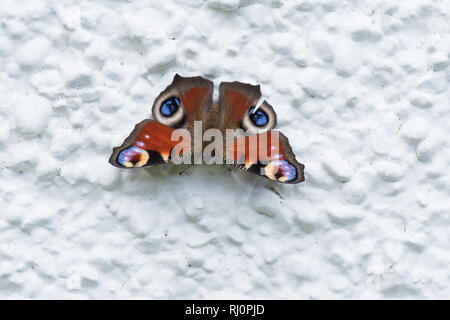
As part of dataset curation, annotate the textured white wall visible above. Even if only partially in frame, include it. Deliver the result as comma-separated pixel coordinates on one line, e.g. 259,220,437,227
0,0,449,299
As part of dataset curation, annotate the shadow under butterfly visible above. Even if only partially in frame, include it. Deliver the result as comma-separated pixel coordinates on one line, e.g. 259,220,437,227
109,74,305,184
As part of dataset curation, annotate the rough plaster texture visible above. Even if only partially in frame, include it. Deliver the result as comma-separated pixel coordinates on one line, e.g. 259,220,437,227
0,0,449,299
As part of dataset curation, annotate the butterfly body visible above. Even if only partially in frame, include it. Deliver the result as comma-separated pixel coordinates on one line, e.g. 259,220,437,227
109,74,305,184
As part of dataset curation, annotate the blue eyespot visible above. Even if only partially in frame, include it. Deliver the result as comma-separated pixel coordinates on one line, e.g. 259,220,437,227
248,107,268,127
277,160,297,182
117,146,149,167
264,159,298,182
160,97,180,117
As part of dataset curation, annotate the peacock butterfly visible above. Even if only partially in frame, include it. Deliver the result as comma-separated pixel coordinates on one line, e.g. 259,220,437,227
109,74,305,184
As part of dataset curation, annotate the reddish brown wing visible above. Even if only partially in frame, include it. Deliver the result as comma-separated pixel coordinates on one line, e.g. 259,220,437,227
110,74,213,168
109,120,181,168
218,81,276,134
152,74,213,133
226,131,305,184
218,81,303,184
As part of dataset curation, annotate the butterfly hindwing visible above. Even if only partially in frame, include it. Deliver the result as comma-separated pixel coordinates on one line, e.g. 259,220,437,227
152,74,213,133
218,81,277,135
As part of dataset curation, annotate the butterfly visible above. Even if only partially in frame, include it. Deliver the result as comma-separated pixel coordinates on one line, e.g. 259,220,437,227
109,74,305,184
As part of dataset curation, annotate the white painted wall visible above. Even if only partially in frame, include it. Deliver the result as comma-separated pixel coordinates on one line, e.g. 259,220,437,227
0,0,449,299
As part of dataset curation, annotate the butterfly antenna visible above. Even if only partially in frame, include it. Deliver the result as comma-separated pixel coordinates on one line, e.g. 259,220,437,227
178,165,190,175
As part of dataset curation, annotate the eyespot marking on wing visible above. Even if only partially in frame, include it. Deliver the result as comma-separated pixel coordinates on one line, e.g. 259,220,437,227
239,101,276,134
160,97,181,117
117,146,149,168
265,159,298,182
249,107,268,127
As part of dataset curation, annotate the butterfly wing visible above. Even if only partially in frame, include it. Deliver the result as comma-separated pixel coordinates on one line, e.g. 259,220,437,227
218,81,304,184
226,131,305,184
109,74,213,168
109,120,191,168
152,74,213,133
218,81,277,135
